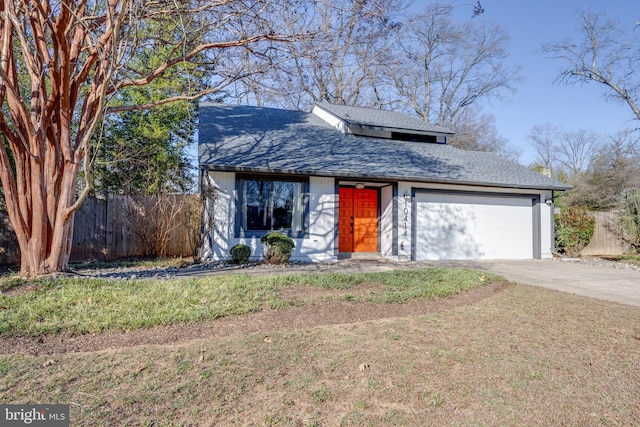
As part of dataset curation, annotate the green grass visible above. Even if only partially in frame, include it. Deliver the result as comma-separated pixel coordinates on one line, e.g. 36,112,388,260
0,268,501,337
271,267,498,303
0,276,26,293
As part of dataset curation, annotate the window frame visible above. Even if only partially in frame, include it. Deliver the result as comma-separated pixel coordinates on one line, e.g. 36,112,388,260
235,174,309,239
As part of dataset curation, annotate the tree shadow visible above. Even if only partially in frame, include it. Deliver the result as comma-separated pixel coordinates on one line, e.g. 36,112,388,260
198,104,463,182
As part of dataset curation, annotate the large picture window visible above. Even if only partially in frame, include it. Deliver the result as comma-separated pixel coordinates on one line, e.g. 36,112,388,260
241,178,304,234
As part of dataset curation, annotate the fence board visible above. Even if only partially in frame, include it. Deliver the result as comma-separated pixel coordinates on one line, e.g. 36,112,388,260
70,197,108,261
580,211,631,256
0,194,200,266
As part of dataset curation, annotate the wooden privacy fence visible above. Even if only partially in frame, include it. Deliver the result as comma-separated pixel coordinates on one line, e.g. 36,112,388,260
580,211,631,256
0,194,201,266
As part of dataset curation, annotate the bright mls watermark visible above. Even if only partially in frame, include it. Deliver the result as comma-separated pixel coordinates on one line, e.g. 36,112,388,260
1,405,69,426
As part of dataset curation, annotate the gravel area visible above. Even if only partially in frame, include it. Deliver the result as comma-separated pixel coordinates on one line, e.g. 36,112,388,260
71,260,334,280
553,256,640,270
62,256,640,281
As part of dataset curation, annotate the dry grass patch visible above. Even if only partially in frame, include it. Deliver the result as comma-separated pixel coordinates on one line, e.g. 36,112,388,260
279,281,386,304
1,283,639,426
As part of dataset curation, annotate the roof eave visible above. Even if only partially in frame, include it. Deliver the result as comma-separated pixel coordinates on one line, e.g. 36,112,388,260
200,164,572,192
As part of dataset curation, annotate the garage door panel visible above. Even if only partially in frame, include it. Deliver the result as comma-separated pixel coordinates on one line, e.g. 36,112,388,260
414,193,534,260
416,203,483,260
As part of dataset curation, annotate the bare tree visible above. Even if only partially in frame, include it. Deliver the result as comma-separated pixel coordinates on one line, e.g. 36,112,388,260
543,9,640,122
385,2,520,155
575,130,640,209
528,123,561,174
232,1,518,158
539,128,601,209
450,109,521,162
232,0,406,110
381,1,521,160
123,194,193,258
0,0,296,276
528,124,640,209
555,129,602,179
542,9,640,214
528,125,600,180
594,130,640,194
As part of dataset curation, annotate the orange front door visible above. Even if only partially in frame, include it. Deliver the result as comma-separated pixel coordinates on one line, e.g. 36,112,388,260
339,187,378,252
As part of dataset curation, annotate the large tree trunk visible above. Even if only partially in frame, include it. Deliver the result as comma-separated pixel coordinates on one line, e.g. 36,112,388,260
14,213,76,276
0,0,108,277
0,137,83,276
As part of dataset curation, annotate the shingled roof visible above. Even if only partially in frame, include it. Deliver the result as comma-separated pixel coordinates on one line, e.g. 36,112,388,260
198,103,570,191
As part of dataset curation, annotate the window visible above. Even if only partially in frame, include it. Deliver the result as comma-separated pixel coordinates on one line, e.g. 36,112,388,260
240,178,305,235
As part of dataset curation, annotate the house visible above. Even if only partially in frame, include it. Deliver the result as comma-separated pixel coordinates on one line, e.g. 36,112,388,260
198,102,570,262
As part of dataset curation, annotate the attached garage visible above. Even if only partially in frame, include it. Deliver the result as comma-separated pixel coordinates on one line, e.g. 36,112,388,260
413,191,540,261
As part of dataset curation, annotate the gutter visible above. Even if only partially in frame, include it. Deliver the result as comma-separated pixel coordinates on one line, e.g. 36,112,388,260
201,164,573,192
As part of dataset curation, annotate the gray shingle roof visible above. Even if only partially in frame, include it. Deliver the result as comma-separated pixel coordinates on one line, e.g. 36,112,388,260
198,103,571,191
315,102,454,135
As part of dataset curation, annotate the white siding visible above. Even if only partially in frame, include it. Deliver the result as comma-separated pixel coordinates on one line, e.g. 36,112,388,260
380,186,394,257
202,173,554,263
203,173,337,262
540,191,554,259
296,176,337,261
204,171,236,260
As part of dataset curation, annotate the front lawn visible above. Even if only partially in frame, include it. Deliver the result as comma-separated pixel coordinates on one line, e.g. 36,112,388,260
0,267,499,337
1,281,638,426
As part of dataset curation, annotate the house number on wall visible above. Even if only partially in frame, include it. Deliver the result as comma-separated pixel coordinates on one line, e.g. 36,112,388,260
403,197,409,237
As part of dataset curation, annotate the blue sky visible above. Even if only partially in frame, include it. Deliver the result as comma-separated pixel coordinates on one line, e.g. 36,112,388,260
467,0,640,164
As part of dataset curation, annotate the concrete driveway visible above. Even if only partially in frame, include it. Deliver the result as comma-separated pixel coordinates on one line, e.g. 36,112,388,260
456,259,640,308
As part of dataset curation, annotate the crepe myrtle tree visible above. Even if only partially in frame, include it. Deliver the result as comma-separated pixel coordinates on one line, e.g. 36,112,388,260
0,0,296,276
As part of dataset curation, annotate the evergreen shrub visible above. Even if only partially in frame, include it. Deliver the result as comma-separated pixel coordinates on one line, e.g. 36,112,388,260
260,232,295,264
230,243,251,264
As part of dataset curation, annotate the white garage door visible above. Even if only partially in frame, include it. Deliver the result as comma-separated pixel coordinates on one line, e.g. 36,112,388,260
414,192,535,260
